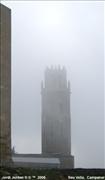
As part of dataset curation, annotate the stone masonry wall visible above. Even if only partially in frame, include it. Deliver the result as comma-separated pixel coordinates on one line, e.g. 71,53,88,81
0,3,11,164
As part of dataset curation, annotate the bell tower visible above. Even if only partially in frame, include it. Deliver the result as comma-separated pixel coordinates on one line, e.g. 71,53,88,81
41,66,74,168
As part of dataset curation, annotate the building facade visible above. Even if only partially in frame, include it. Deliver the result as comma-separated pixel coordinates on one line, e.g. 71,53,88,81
41,67,74,168
0,4,11,165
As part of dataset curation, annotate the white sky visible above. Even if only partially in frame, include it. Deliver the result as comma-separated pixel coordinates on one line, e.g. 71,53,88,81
1,1,105,168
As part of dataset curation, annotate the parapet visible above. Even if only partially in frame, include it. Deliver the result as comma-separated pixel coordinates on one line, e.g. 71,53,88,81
43,66,68,90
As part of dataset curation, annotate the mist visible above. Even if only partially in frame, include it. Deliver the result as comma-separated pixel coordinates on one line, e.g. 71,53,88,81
1,1,104,168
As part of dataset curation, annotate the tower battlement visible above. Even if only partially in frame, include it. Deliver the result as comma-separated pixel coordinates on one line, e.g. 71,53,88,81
45,65,66,71
42,66,70,90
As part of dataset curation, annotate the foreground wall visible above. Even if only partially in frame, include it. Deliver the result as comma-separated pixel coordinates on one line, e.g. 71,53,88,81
0,3,11,165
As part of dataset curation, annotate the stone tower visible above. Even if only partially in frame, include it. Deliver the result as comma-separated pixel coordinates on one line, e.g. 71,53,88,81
0,4,11,165
41,66,74,168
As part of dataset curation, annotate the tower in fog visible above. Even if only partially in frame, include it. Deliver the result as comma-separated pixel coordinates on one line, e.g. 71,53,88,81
41,66,74,168
0,4,11,164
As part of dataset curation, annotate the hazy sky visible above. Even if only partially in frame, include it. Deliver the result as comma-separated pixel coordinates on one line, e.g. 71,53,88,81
1,1,104,168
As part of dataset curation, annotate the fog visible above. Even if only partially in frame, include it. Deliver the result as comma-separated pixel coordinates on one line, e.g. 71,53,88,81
1,1,104,168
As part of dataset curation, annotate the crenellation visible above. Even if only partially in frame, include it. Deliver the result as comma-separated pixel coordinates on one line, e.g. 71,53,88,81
44,66,68,90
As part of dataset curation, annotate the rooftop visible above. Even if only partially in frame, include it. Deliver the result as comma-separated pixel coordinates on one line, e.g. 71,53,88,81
12,157,60,164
